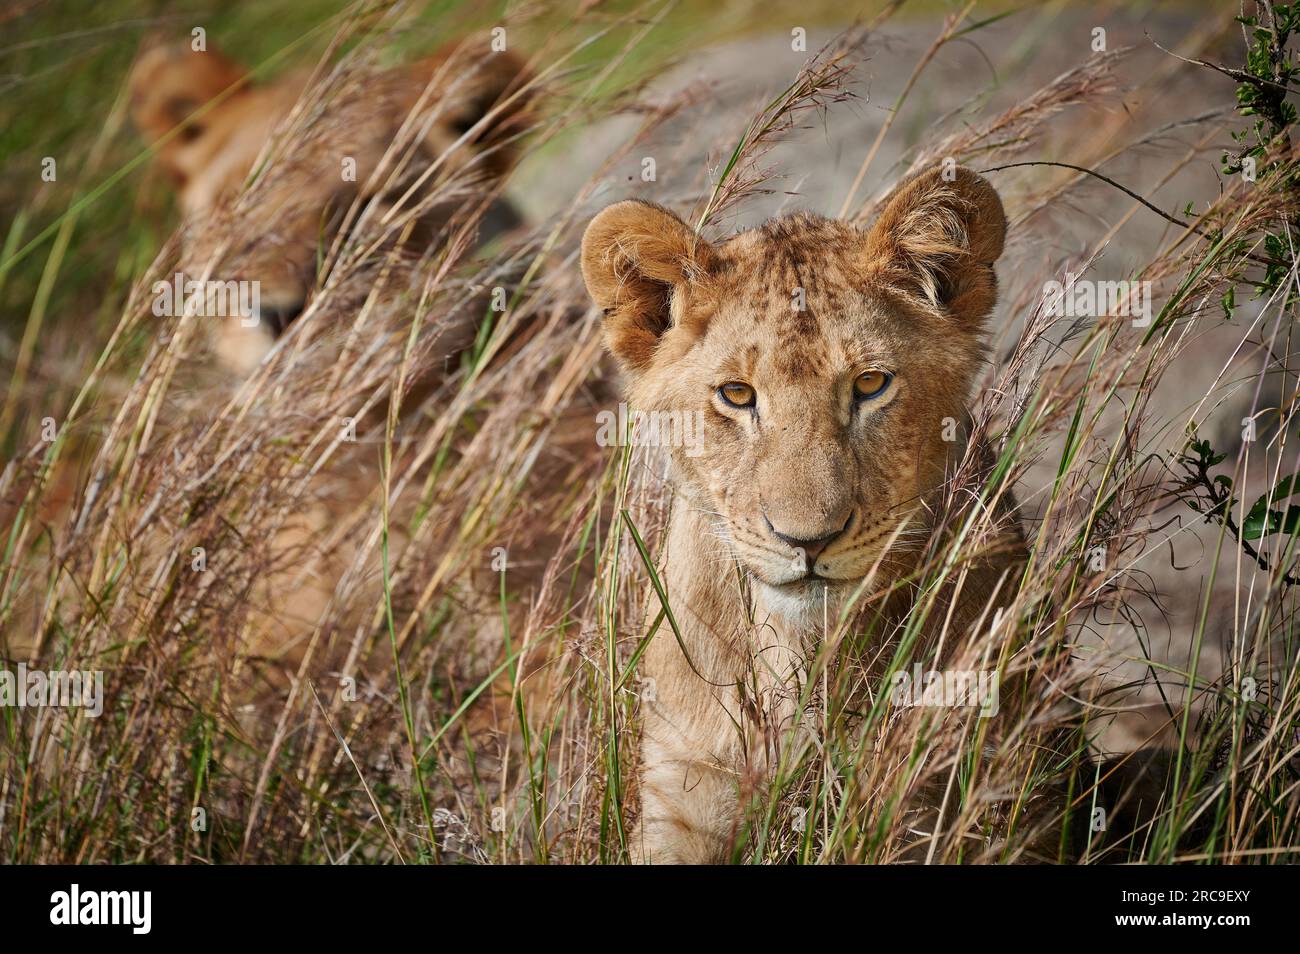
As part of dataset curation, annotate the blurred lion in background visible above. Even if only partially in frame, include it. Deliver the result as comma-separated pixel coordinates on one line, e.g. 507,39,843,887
129,36,533,372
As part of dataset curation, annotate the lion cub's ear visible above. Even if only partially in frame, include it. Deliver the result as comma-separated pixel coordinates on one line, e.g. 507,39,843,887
864,165,1006,328
580,200,713,375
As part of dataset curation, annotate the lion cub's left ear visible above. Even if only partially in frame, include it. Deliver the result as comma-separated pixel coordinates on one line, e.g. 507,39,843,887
863,165,1006,327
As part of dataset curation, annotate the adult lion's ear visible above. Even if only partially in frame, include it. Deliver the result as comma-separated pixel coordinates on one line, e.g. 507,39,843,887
863,165,1006,327
580,200,713,376
128,40,246,148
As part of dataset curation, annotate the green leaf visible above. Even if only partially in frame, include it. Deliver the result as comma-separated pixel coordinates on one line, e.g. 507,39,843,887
1243,474,1300,539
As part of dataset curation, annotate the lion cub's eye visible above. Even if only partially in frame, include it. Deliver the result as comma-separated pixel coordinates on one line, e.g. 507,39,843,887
853,370,893,401
718,382,756,408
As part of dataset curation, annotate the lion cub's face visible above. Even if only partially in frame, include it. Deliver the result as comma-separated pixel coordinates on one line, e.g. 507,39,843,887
129,41,531,373
582,168,1006,610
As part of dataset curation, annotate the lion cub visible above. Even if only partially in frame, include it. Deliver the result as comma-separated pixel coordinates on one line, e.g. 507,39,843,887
129,39,532,373
581,167,1025,862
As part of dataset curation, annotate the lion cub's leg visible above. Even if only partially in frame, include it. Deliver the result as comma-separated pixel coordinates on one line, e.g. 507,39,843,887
636,701,742,864
634,628,807,864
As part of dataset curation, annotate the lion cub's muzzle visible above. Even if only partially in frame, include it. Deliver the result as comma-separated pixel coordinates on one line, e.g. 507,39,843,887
760,508,855,582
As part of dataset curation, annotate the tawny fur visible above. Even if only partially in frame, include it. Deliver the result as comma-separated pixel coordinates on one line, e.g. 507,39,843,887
129,39,532,373
582,166,1028,863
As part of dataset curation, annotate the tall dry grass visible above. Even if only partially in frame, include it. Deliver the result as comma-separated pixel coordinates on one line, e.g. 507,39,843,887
1,0,1297,863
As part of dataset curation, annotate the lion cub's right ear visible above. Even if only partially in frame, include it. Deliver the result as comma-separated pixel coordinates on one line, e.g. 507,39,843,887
580,200,714,376
128,41,246,173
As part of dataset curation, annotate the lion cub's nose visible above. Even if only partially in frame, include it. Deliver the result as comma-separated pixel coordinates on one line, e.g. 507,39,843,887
764,513,850,561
